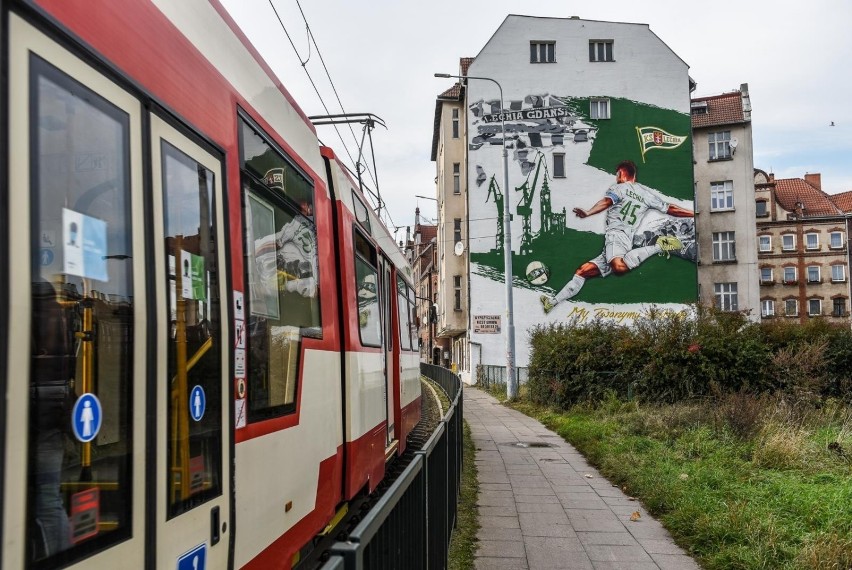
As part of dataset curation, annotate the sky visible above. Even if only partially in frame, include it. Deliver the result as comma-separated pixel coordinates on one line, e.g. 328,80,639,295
220,0,852,242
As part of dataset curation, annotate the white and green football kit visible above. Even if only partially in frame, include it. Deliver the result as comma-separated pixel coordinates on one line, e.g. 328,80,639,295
588,182,669,277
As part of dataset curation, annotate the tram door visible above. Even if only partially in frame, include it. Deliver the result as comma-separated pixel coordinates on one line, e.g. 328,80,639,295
3,13,148,568
149,115,231,569
378,257,396,447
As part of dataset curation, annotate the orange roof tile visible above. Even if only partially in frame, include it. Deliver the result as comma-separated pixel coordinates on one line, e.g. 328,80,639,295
418,224,437,244
460,57,474,77
691,92,746,128
831,190,852,213
439,82,462,99
775,177,843,216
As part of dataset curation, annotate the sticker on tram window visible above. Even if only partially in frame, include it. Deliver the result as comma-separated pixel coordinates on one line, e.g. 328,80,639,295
235,398,246,429
176,543,207,570
234,291,245,320
70,487,100,544
190,385,206,422
235,319,245,349
71,393,103,443
62,208,108,282
189,455,205,494
169,250,206,301
234,348,246,377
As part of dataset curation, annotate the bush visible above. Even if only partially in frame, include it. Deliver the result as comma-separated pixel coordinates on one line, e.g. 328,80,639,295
526,305,852,408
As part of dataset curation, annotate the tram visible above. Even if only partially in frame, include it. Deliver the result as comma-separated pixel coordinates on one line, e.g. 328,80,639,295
0,0,422,568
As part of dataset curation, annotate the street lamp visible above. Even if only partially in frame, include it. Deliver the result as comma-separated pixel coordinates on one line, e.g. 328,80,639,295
434,72,517,399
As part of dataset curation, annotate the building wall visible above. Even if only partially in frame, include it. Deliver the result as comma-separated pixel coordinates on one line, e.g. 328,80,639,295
692,106,759,316
465,15,696,367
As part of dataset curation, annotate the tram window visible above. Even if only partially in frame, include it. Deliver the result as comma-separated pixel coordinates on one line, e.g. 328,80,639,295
240,119,313,219
351,190,371,234
396,276,412,351
355,256,382,348
243,184,321,421
161,141,222,517
28,56,133,565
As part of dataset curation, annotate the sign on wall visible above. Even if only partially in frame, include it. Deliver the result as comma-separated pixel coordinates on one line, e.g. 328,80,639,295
473,315,501,334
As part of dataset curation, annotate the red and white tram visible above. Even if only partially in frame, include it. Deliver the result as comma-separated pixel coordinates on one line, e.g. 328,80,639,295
0,1,421,568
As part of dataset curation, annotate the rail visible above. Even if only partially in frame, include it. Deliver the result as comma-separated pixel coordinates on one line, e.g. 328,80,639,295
319,363,462,570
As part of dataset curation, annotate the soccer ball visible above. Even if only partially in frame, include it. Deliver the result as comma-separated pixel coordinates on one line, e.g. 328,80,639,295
525,261,550,285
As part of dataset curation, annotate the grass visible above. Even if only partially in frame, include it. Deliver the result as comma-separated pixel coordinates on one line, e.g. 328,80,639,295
503,392,852,570
422,377,479,569
448,421,479,570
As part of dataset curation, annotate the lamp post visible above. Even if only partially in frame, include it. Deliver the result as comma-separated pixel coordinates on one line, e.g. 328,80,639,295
434,72,517,399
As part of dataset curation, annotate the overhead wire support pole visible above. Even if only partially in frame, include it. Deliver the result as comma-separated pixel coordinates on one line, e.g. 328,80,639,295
434,72,517,400
309,112,387,215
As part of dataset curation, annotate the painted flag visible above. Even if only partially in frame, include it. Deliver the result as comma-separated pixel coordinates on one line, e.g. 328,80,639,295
635,126,687,162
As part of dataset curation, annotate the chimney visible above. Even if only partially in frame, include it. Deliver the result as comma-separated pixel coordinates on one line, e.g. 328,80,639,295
805,173,822,190
415,206,420,227
406,225,411,245
768,173,775,183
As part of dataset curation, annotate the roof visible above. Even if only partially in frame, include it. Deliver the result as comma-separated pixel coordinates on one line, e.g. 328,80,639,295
691,91,746,128
417,224,437,244
831,190,852,213
431,57,473,162
774,177,843,216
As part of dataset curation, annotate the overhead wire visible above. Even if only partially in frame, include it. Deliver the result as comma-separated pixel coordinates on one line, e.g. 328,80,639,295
269,0,399,235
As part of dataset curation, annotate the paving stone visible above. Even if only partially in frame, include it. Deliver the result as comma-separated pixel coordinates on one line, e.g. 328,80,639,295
576,532,640,546
652,553,702,569
638,538,690,555
584,544,654,562
516,501,567,513
479,515,520,529
479,505,519,517
476,539,526,558
474,556,529,569
466,387,699,570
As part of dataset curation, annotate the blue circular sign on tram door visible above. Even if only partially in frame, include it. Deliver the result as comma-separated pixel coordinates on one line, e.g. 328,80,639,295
71,393,103,443
189,385,206,422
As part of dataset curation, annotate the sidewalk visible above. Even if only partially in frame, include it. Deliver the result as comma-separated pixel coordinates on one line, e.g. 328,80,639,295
465,387,700,570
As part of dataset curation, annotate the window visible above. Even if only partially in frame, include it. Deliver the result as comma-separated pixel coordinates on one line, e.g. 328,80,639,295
162,141,224,518
29,57,135,563
762,300,775,317
397,276,414,351
530,41,555,63
452,108,459,139
708,131,731,160
710,181,734,211
453,163,461,194
714,282,738,311
353,229,381,348
351,191,372,234
241,118,321,423
832,264,846,282
830,231,844,249
805,233,819,250
809,299,822,316
834,298,847,317
783,267,797,283
759,236,772,252
454,218,462,244
589,40,613,62
756,200,768,217
807,265,821,283
712,231,736,261
590,98,610,119
454,275,462,310
785,299,798,316
553,153,566,178
760,268,773,283
782,234,796,251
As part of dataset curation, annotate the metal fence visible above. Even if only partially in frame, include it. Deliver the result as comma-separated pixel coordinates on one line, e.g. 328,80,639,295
476,364,528,390
319,363,462,570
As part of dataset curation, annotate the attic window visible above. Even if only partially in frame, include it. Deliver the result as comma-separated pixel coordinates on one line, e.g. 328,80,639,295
530,42,555,63
691,101,708,115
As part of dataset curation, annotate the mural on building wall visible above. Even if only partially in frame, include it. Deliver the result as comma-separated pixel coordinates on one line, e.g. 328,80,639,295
468,93,696,327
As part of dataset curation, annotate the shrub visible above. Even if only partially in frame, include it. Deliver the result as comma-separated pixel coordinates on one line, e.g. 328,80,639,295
526,304,852,408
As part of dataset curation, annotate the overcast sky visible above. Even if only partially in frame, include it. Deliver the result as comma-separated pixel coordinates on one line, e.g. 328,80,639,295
220,0,852,241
